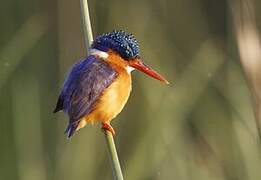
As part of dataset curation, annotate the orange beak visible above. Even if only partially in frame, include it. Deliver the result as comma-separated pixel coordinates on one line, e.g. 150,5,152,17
129,58,169,84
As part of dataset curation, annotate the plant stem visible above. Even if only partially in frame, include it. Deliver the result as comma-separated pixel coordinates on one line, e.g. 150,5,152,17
79,0,124,179
80,0,93,50
104,130,124,180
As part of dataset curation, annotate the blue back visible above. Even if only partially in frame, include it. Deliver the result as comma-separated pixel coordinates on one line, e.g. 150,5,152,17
54,55,118,137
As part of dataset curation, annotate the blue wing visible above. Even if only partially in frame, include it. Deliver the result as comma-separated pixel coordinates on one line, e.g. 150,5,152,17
54,55,118,137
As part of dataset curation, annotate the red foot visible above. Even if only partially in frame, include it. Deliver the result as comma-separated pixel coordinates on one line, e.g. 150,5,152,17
102,122,115,136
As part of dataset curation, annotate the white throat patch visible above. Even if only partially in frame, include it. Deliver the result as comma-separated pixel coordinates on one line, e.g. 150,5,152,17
89,49,109,59
90,48,134,74
126,66,135,73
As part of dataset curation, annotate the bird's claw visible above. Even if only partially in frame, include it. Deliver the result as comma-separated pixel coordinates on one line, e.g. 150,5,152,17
102,122,115,136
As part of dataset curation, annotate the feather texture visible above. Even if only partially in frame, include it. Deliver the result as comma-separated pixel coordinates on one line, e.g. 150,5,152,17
54,55,118,137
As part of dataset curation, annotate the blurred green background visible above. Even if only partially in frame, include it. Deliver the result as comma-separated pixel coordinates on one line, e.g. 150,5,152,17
1,0,261,179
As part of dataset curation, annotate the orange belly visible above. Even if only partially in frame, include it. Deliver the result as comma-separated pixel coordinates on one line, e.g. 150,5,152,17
77,66,132,129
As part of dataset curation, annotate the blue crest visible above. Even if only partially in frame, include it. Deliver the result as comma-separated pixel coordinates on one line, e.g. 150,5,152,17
91,30,140,59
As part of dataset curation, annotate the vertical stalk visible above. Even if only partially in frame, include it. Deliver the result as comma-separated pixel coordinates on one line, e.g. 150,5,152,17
229,0,261,142
79,0,124,179
104,131,124,180
80,0,93,50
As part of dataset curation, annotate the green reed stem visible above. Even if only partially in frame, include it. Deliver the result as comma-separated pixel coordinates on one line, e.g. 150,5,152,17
80,0,93,50
104,130,124,180
79,0,124,179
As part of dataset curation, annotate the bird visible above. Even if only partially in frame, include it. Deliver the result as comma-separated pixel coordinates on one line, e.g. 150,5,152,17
54,30,169,138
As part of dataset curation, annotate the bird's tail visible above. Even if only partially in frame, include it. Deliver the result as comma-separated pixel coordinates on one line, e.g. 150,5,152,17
65,122,79,138
53,95,64,113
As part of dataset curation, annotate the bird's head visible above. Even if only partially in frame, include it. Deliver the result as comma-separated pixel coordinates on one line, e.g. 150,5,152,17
91,30,169,84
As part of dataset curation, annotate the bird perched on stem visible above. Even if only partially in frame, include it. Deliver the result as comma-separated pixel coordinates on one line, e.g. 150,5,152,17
54,30,169,138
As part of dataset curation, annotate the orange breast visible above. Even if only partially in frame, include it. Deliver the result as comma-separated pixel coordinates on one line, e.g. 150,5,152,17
91,67,131,122
77,51,132,129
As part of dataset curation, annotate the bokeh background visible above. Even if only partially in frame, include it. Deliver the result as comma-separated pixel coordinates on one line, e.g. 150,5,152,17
1,0,261,179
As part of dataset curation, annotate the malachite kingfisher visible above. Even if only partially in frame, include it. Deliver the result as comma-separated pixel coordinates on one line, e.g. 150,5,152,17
54,30,169,138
